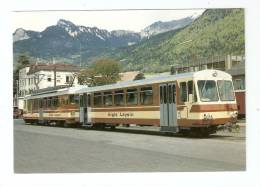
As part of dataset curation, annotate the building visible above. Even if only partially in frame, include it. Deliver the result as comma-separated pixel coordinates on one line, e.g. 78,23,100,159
171,55,245,74
16,63,80,110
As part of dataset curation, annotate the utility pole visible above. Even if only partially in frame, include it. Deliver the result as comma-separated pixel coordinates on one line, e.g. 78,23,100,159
53,57,56,87
79,42,82,67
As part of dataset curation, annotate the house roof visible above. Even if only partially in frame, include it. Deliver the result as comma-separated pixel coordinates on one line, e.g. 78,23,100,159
27,63,81,74
118,71,142,82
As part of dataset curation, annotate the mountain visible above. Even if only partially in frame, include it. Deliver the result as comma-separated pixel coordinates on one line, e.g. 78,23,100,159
140,16,194,38
100,9,245,72
13,19,141,62
13,28,41,42
13,16,195,64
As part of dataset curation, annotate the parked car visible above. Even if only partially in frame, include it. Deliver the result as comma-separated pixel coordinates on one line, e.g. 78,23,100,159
13,107,19,119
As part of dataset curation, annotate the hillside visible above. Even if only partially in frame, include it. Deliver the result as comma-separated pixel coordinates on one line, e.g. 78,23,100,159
100,9,245,72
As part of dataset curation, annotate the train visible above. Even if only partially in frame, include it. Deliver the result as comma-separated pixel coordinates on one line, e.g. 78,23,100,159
234,90,245,118
23,69,238,136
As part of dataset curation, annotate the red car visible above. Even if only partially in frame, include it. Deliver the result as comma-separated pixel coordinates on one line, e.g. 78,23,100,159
13,107,20,119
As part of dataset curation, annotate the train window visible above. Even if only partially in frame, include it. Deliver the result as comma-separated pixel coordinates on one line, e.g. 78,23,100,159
188,81,193,95
188,80,197,102
172,84,176,104
104,92,113,106
163,86,167,104
53,97,58,107
160,86,163,104
193,87,197,102
69,95,80,105
61,96,68,105
140,87,153,105
94,92,103,107
87,94,91,107
27,100,31,112
80,95,83,107
180,82,187,102
217,80,235,101
39,99,43,108
35,99,39,110
83,94,88,107
197,80,219,102
32,100,35,110
114,90,125,106
168,85,172,103
127,88,138,105
47,97,52,108
43,98,47,109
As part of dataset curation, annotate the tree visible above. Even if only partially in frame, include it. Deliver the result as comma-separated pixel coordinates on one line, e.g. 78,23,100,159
18,55,30,66
77,68,96,86
13,55,31,96
78,58,121,86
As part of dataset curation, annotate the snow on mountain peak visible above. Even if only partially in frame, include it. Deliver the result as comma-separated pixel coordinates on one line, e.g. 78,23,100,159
13,28,30,42
57,19,76,28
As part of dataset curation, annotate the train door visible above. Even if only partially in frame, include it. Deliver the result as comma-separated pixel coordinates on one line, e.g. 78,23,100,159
80,93,88,125
160,83,178,132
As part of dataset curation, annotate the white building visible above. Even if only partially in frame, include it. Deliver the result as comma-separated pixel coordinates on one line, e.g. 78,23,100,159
17,63,80,110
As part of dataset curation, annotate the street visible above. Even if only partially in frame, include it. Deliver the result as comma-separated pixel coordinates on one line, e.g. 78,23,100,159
14,119,246,173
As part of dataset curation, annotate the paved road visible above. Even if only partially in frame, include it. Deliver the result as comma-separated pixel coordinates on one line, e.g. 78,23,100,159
14,119,246,173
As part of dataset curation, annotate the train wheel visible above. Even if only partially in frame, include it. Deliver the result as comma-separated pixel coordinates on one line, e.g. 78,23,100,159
110,126,116,130
63,122,70,128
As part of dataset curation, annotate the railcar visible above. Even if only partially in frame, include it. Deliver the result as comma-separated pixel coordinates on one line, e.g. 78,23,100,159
234,90,245,118
23,69,238,136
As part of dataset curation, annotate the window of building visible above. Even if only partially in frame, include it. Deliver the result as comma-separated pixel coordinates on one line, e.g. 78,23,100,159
114,90,125,106
94,92,103,107
127,88,138,105
180,82,187,102
47,77,52,82
233,79,245,90
140,87,153,105
104,92,113,106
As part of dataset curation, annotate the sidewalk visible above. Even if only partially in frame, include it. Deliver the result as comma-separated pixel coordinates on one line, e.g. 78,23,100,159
237,119,246,127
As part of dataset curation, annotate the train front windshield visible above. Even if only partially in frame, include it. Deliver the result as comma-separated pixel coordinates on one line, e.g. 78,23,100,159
197,80,235,102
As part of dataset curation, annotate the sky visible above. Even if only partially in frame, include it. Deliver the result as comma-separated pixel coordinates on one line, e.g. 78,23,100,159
13,9,205,32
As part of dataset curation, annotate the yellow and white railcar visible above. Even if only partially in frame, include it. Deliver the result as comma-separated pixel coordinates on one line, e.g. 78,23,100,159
23,69,238,135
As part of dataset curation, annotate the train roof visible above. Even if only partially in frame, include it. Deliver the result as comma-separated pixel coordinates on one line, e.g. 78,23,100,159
25,69,231,99
76,69,231,94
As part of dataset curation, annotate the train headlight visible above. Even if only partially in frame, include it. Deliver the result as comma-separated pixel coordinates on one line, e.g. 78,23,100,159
203,113,213,120
231,111,238,118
